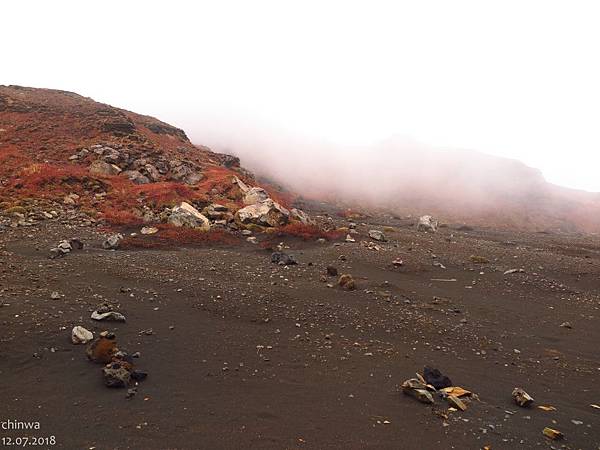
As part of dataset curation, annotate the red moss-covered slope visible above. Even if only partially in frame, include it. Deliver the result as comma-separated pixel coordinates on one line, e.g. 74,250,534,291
0,85,284,220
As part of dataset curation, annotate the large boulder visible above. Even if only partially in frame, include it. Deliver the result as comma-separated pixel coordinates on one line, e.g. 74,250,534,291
235,199,290,227
416,215,438,232
122,170,150,185
168,202,211,231
202,204,232,221
90,160,121,176
243,187,270,205
290,208,314,225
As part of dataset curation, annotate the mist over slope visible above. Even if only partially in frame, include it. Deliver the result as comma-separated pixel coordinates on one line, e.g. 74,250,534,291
192,126,600,233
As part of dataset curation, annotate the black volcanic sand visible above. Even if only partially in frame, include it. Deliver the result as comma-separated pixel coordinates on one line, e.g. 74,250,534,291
1,217,599,449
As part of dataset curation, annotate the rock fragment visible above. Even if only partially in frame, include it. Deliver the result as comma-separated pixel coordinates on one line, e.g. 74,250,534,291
512,387,534,407
102,360,132,388
423,366,452,390
102,234,123,250
368,230,387,242
401,378,434,404
338,274,356,290
86,331,118,364
91,303,126,322
140,226,158,235
542,427,563,440
416,215,438,232
271,252,297,265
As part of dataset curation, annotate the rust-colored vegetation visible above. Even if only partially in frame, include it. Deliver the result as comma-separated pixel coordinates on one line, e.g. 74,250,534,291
120,224,238,249
273,223,344,241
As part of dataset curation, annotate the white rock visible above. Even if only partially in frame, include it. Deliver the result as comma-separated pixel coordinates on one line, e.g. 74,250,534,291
71,326,94,344
102,233,123,250
91,310,126,322
235,199,290,227
416,215,439,232
168,202,211,231
141,226,158,235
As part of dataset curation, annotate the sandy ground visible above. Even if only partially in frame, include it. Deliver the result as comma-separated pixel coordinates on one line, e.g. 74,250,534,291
1,215,599,449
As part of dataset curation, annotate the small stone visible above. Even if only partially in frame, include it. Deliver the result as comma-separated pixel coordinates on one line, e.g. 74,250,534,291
103,360,132,388
102,234,123,250
542,427,563,440
512,388,534,407
126,388,137,399
338,274,356,290
368,230,387,242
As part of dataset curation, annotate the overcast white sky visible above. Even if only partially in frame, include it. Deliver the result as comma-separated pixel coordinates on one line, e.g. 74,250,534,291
3,0,599,191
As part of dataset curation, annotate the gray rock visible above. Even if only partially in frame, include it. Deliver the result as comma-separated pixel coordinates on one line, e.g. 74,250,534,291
416,215,438,232
368,230,387,242
235,199,290,227
271,252,297,265
91,303,126,322
102,234,123,250
102,361,132,388
243,187,270,205
122,170,150,185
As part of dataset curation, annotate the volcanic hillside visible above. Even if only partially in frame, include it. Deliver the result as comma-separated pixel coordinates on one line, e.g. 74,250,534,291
0,85,297,236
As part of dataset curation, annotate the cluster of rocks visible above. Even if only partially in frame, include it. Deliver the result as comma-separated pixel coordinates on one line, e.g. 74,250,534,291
48,238,83,259
1,199,98,229
86,331,147,390
70,143,204,185
70,300,147,393
161,177,313,234
232,176,312,228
